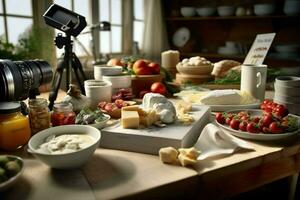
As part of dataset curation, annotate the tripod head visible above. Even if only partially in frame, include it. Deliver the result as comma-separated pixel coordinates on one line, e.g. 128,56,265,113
54,33,72,49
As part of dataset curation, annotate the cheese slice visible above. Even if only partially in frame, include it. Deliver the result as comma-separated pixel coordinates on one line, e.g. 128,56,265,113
200,89,241,105
121,110,139,129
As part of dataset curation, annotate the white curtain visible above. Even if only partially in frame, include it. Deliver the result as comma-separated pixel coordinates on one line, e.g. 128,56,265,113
142,0,169,62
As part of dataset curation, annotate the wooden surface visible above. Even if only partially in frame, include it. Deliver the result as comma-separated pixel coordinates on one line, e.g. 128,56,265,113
2,91,300,199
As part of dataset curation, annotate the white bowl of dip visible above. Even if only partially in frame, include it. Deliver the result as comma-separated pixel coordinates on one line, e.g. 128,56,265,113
28,125,101,169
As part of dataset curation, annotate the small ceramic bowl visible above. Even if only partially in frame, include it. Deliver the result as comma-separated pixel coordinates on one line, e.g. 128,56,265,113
217,6,236,16
274,83,300,97
196,7,216,17
180,7,196,17
275,76,300,87
254,4,276,16
102,75,131,90
274,93,300,104
0,155,24,192
28,125,101,169
94,66,123,80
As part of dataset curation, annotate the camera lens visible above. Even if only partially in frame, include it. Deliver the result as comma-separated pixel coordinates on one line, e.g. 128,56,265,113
0,59,53,101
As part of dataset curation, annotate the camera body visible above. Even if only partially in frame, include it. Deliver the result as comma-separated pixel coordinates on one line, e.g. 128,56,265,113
0,59,53,102
43,4,87,37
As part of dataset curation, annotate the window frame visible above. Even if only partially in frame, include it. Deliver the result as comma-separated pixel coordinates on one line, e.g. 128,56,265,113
0,0,33,43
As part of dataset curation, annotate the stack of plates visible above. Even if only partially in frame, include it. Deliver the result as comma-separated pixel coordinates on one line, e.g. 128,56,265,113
274,76,300,115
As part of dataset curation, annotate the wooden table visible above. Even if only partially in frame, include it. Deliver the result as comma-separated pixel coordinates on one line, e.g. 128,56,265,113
2,91,300,200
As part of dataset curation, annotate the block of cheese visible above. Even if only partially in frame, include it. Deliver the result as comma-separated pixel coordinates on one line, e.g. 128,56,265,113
178,154,197,167
122,105,146,116
200,89,241,105
159,147,178,164
121,110,139,129
140,109,159,127
178,147,201,159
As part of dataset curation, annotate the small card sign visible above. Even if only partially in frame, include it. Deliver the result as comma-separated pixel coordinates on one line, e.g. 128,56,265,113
243,33,276,65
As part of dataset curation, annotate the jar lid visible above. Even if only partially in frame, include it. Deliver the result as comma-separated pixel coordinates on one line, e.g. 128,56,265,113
0,102,21,114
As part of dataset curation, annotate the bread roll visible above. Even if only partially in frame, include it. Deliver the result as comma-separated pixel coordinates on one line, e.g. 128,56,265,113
211,60,241,78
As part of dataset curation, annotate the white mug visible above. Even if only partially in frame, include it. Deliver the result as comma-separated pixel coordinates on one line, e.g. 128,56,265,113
84,80,112,109
241,64,267,102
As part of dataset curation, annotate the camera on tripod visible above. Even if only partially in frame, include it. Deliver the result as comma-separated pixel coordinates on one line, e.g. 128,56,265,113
43,4,88,110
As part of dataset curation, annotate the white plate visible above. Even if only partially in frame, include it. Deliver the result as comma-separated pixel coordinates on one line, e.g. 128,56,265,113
195,103,261,112
172,27,190,48
215,109,300,141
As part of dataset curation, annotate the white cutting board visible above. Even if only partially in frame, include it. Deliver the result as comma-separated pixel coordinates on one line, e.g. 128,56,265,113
100,105,211,155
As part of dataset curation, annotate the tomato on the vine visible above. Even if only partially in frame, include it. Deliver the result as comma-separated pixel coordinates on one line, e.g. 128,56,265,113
239,121,248,131
269,122,283,134
247,122,258,133
230,119,240,130
216,112,225,124
261,113,273,127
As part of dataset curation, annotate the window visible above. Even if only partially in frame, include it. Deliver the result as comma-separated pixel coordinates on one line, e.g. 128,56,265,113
133,0,145,51
0,0,33,44
99,0,122,54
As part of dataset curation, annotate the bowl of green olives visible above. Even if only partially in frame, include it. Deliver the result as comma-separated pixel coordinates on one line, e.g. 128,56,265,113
0,155,24,192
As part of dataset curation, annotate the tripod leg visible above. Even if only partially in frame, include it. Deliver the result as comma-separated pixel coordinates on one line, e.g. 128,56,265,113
72,60,85,94
72,53,87,95
48,58,66,110
73,53,87,80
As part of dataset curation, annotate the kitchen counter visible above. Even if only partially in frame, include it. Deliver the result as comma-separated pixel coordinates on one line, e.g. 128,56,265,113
2,91,300,200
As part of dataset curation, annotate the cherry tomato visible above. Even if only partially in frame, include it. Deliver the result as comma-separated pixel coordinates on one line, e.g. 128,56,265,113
252,117,261,123
230,119,240,130
261,113,273,127
239,121,248,131
150,82,167,95
226,117,232,125
247,122,258,133
273,104,289,118
269,122,283,134
216,112,225,124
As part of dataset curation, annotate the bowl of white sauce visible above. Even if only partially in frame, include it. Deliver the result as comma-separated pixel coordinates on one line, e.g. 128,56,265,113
28,125,101,169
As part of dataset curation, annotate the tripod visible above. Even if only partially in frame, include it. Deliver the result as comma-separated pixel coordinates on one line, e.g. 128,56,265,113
48,33,87,110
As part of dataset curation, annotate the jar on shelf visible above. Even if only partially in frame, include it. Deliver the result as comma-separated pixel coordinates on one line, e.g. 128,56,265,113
51,102,76,126
29,98,50,134
0,102,31,150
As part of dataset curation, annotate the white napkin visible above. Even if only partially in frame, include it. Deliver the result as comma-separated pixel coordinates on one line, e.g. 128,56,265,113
195,123,254,160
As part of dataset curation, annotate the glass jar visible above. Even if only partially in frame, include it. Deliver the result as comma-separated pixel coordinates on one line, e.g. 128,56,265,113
51,102,76,126
0,102,31,150
29,98,50,134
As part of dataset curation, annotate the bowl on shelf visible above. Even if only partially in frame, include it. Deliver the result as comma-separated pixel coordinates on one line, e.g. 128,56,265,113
284,0,300,15
196,7,216,17
28,125,101,169
176,63,214,75
254,4,276,16
180,7,196,17
0,155,24,192
217,6,236,16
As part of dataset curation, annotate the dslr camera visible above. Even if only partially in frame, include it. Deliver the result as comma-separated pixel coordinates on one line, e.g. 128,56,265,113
0,59,53,102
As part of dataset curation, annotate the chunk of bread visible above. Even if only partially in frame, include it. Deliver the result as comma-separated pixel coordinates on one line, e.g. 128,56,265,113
211,60,241,78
